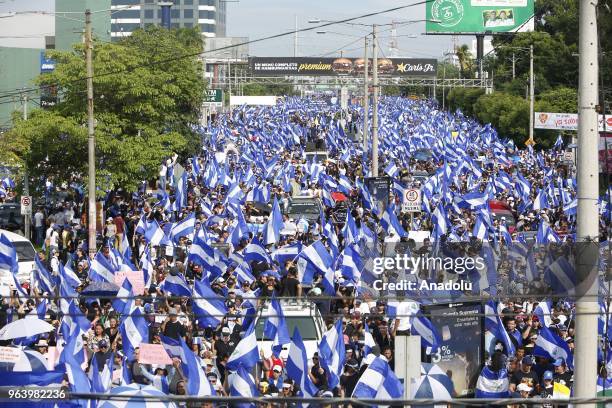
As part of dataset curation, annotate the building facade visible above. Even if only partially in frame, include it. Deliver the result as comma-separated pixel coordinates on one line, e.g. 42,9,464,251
110,0,227,39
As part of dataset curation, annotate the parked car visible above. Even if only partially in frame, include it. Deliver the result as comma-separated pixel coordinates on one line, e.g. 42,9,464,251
489,200,517,233
286,195,323,224
254,299,326,361
0,203,23,233
0,229,36,296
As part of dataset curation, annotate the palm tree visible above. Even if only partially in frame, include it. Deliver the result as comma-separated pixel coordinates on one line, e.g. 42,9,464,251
456,44,475,78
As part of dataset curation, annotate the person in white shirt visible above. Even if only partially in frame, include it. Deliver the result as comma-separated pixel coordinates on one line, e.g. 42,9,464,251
159,161,168,191
34,209,45,246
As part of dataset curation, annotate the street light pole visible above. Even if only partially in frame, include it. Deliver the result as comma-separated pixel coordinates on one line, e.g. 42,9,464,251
371,24,379,177
528,44,534,144
21,92,30,241
574,0,600,405
363,36,369,153
294,15,298,57
85,9,97,259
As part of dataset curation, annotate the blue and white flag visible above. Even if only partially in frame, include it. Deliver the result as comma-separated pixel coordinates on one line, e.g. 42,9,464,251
243,237,272,264
170,212,195,244
179,337,215,396
112,277,133,316
318,319,346,390
380,206,408,238
192,278,228,328
352,356,403,399
60,261,81,288
286,327,318,397
410,312,441,354
263,297,291,357
90,351,113,393
120,306,148,361
475,366,510,398
263,197,284,245
226,322,259,372
144,219,169,246
342,208,359,246
457,191,488,209
484,301,516,355
160,273,191,297
298,240,333,286
89,252,117,283
0,233,18,273
340,244,363,284
229,365,258,406
533,324,574,369
544,256,576,295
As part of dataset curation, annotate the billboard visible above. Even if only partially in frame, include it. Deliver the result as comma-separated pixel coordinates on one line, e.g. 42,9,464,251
40,51,57,108
203,89,223,103
534,112,612,132
249,57,437,77
426,0,534,34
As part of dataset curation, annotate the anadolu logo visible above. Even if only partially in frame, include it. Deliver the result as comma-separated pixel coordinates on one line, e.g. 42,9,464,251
431,0,464,28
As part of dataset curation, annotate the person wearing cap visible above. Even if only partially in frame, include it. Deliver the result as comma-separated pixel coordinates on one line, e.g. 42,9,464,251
553,358,573,387
214,326,238,359
509,355,539,394
268,365,284,393
539,370,554,399
516,382,533,399
104,217,117,242
89,339,113,374
161,310,186,341
340,358,360,397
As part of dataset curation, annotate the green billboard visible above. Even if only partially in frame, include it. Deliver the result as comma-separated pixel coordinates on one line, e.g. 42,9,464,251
426,0,534,34
204,89,223,103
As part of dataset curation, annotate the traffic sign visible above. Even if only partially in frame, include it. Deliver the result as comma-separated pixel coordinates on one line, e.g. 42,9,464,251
402,188,421,212
20,196,32,216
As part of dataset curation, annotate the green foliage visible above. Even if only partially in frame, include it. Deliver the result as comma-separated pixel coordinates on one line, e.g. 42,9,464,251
535,87,578,113
1,26,205,193
473,93,530,145
446,88,485,117
242,83,296,96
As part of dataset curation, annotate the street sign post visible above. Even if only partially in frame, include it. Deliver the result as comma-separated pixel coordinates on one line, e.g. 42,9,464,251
20,196,32,216
402,188,422,212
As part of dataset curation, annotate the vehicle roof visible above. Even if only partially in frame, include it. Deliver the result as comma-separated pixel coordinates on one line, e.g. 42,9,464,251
0,229,30,242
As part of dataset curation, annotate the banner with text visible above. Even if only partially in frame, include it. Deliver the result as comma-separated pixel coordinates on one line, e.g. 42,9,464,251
249,57,437,77
534,112,612,131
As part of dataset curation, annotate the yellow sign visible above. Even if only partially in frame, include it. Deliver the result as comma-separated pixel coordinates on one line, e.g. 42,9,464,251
524,138,536,146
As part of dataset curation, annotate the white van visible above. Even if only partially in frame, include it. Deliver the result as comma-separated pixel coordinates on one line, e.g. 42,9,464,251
0,229,37,296
254,299,327,362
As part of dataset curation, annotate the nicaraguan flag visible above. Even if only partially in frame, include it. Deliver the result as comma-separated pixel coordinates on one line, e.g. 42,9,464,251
263,197,284,245
484,300,516,355
179,337,215,396
544,256,576,295
475,366,509,398
112,277,133,316
340,243,363,284
298,240,333,285
120,306,148,361
170,212,195,244
318,319,346,390
192,278,227,328
286,327,318,397
229,365,258,405
0,233,18,274
410,312,441,354
160,273,191,297
352,356,403,399
263,296,291,356
226,322,260,372
380,206,408,238
144,219,169,246
533,324,574,369
89,252,117,283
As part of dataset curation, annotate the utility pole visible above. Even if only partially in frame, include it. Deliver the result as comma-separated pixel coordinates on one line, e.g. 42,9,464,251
371,24,379,177
294,15,298,57
363,36,369,153
512,52,516,79
85,9,96,259
574,0,600,405
527,45,534,144
21,92,30,241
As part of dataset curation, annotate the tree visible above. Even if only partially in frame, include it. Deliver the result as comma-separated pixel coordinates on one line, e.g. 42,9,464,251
446,87,485,118
455,44,475,79
1,26,205,193
473,92,530,145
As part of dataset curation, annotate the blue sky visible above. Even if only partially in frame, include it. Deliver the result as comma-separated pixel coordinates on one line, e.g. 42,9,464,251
0,0,468,58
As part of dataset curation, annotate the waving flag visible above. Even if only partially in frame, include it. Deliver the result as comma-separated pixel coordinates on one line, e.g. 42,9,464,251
544,256,576,295
318,319,346,390
243,237,272,264
410,312,441,354
380,206,408,238
160,273,191,297
179,337,215,396
342,208,359,245
457,191,488,209
192,278,228,328
475,366,510,398
263,297,291,356
229,365,258,406
229,206,250,247
286,327,318,397
144,219,169,246
60,261,81,288
0,233,18,273
263,197,284,245
534,324,574,369
340,243,363,283
34,256,56,294
90,351,113,393
352,356,403,399
170,212,195,244
120,306,148,361
112,277,133,316
484,301,516,355
298,240,333,286
89,252,117,283
226,322,259,372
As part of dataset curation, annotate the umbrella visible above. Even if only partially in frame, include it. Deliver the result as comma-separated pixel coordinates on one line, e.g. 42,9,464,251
82,281,120,297
411,363,454,408
0,348,48,372
0,318,54,340
99,383,177,408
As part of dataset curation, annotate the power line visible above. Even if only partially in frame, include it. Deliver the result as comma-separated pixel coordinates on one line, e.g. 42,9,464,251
0,0,433,101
